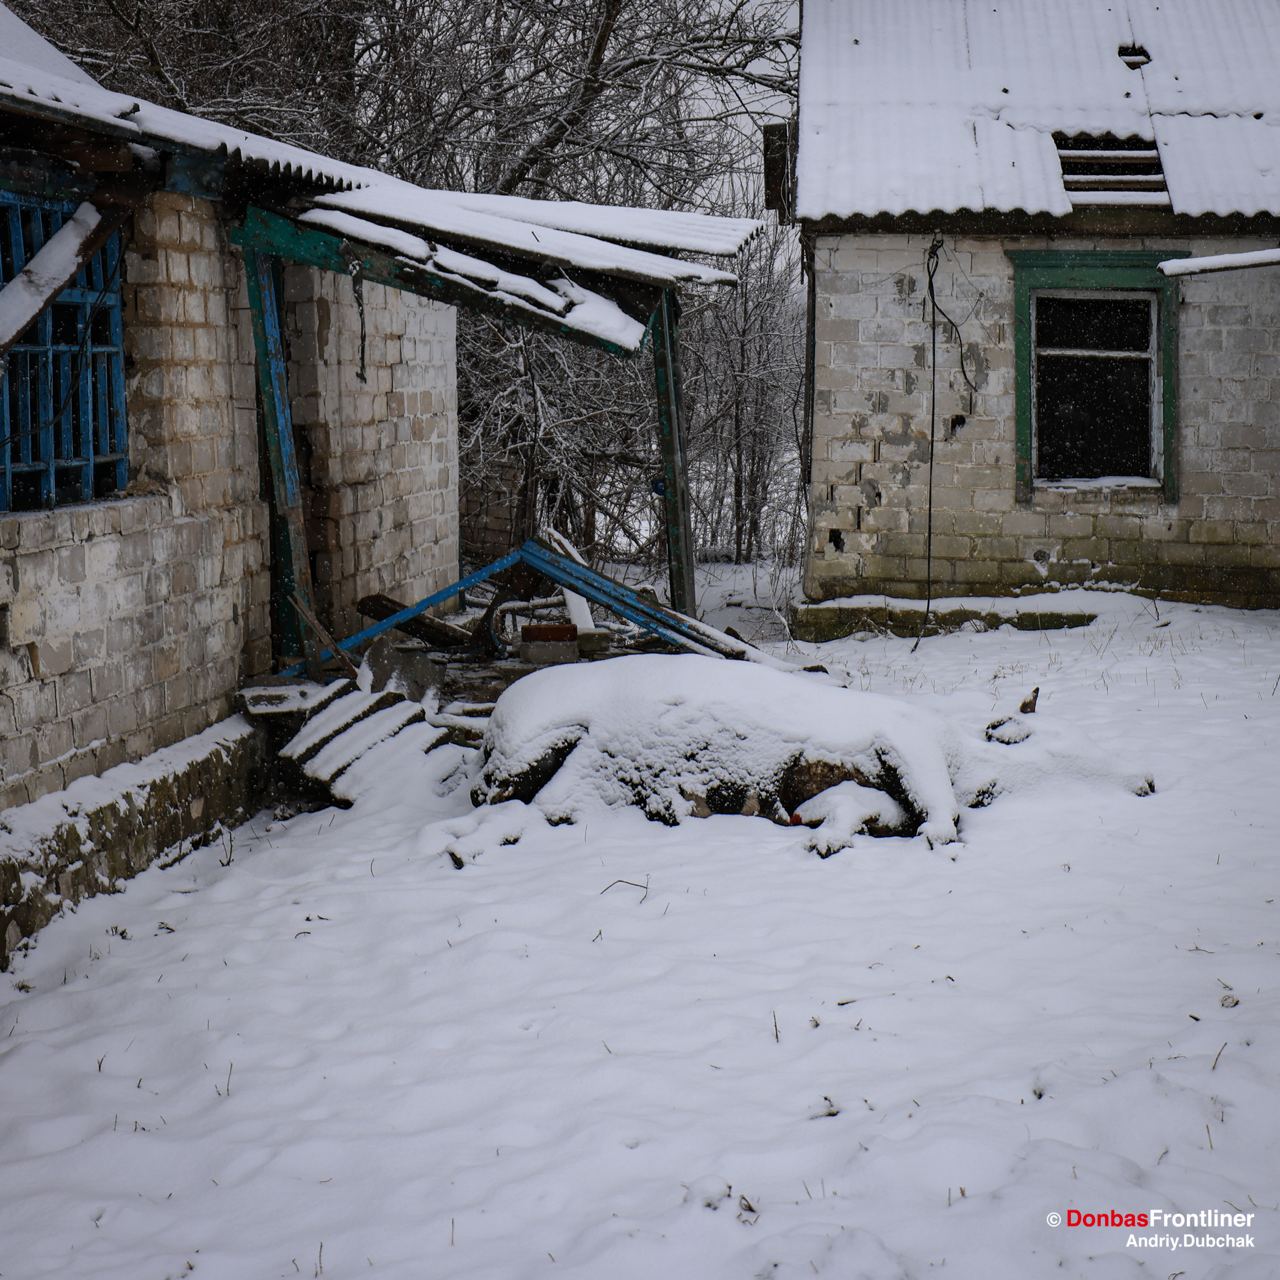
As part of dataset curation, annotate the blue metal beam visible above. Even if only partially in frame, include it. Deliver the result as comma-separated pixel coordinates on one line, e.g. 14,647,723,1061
243,247,316,667
280,549,523,676
279,539,787,680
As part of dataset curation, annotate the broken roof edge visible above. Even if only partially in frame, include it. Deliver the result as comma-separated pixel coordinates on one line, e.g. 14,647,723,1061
440,191,763,258
313,182,741,291
0,50,752,290
238,206,654,355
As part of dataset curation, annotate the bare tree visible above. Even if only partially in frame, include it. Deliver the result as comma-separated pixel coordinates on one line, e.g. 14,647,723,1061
17,0,805,570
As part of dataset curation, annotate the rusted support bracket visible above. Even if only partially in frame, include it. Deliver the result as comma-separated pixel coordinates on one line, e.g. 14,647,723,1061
652,288,697,616
242,247,321,674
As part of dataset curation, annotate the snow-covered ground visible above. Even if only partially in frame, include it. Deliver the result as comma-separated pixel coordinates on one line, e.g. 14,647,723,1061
2,580,1278,1280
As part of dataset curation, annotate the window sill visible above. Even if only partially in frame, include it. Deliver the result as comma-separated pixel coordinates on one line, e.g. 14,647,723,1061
1036,476,1162,493
1030,478,1169,509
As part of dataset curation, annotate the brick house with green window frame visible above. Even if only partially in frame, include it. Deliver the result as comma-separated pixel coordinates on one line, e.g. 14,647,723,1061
789,0,1280,611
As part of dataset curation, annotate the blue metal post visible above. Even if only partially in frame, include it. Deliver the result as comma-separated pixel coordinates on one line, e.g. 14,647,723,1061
243,247,319,670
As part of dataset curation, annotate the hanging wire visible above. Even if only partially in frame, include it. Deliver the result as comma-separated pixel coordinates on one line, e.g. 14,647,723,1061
920,243,981,417
911,234,945,653
911,232,987,651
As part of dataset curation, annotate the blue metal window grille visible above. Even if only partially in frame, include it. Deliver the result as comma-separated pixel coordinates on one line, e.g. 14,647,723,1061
1,189,128,512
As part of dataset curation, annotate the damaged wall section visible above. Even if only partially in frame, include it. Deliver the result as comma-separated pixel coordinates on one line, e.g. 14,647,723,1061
279,268,459,637
805,233,1280,608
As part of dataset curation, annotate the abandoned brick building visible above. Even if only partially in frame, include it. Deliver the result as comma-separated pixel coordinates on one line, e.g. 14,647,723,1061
0,5,756,959
793,0,1280,610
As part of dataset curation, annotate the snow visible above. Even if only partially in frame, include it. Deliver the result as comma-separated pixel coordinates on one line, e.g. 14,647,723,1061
313,180,739,290
1160,247,1280,277
1038,476,1165,491
0,202,100,350
0,7,757,353
1,587,1278,1279
0,3,97,86
439,193,762,257
0,717,255,869
296,208,650,350
797,0,1280,220
474,653,963,844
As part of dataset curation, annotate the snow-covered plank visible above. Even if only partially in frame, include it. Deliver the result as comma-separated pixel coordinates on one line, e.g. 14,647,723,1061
280,690,400,761
303,701,427,785
1159,247,1280,277
328,720,449,803
0,202,102,356
438,192,761,257
239,680,353,718
243,207,649,354
314,180,738,290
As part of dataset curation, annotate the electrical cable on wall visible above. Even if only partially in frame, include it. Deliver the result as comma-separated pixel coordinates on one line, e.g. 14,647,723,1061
912,233,980,652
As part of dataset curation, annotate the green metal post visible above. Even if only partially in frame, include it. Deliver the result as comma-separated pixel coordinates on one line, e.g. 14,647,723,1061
242,247,320,671
652,289,697,616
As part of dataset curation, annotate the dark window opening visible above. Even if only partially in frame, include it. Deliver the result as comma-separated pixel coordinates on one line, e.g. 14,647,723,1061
1118,43,1151,69
1032,292,1156,482
1053,133,1167,203
1,190,128,513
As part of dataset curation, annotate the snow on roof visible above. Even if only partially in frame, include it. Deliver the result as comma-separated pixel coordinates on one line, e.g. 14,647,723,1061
0,5,96,87
441,192,762,258
0,5,760,351
313,181,739,290
797,0,1280,221
299,208,648,350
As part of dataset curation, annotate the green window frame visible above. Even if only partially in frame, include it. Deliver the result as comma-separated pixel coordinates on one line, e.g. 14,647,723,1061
1008,250,1188,502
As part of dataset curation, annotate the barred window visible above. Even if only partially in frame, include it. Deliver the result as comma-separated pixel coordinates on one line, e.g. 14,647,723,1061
1,190,128,512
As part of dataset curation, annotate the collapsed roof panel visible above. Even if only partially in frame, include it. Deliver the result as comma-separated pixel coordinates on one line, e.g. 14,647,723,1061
313,181,740,290
441,192,763,257
297,207,649,351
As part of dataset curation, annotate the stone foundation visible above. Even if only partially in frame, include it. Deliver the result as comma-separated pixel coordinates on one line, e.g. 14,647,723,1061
0,716,266,970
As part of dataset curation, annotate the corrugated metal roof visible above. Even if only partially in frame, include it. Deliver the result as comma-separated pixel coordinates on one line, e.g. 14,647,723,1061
797,0,1280,220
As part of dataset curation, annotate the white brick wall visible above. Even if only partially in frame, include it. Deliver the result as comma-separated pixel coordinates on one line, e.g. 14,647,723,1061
278,268,459,636
2,193,461,810
1,194,273,808
804,232,1280,607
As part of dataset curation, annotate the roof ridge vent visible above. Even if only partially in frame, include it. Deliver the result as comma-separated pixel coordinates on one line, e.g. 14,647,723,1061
1118,43,1151,69
1054,133,1168,208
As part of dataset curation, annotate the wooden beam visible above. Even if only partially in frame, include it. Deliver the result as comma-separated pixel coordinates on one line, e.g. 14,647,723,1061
652,288,697,616
0,202,127,360
241,247,322,673
229,206,638,356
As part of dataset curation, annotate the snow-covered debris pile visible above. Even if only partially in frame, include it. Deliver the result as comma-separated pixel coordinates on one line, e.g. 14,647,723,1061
472,654,963,844
471,654,1156,852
